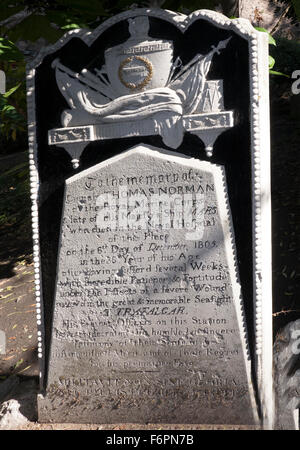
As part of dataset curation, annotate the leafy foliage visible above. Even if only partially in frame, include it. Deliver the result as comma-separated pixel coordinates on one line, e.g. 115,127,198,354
0,38,24,62
254,26,290,77
0,37,26,145
0,161,30,232
270,35,300,77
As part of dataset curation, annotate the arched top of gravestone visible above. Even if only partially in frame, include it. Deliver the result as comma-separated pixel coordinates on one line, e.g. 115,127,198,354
27,8,264,72
27,8,268,167
27,7,269,169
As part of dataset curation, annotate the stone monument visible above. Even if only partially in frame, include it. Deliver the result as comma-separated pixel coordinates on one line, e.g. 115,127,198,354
26,9,272,427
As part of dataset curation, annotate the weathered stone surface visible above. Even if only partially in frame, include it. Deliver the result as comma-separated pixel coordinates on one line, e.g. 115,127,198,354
274,320,300,430
0,400,29,430
38,145,258,424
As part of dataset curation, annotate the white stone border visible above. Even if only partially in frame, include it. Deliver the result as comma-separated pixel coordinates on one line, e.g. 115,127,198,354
26,69,45,389
26,8,272,428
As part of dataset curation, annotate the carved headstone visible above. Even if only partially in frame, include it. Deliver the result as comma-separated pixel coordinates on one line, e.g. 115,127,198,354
37,145,257,424
26,9,272,427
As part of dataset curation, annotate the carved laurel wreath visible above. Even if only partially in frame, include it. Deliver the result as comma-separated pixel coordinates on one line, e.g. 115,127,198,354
118,55,153,90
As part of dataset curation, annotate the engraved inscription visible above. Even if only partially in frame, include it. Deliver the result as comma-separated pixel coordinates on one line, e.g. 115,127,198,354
120,42,172,56
42,147,257,424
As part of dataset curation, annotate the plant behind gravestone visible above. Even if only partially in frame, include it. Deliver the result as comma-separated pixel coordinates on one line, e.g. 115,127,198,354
0,38,26,147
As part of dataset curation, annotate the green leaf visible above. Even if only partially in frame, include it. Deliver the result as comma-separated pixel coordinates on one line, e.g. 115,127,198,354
269,70,290,78
2,104,17,113
255,27,268,33
14,358,23,369
269,55,275,69
2,82,21,98
268,35,276,47
0,38,24,62
254,27,276,46
61,23,83,30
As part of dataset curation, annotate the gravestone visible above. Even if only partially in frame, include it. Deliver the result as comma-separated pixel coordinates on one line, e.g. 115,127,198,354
26,9,272,427
39,145,257,424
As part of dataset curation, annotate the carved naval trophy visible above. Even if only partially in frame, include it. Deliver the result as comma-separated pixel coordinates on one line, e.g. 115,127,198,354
48,16,234,168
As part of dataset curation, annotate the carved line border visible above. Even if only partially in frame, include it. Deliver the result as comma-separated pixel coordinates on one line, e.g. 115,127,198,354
26,7,272,425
